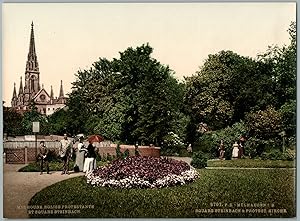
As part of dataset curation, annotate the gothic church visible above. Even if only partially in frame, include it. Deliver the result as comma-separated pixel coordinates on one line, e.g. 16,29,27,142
11,22,67,115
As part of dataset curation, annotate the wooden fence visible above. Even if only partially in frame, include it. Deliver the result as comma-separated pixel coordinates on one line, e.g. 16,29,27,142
3,141,161,164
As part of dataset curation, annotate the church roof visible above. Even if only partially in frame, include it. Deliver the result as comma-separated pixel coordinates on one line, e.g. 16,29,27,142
33,88,51,100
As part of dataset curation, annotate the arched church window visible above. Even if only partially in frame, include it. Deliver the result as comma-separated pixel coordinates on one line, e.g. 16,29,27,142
30,75,35,91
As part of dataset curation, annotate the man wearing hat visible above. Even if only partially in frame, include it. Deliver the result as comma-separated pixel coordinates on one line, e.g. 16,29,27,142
59,134,73,175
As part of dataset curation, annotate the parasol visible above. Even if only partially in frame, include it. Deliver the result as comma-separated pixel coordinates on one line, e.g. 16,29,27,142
88,135,104,143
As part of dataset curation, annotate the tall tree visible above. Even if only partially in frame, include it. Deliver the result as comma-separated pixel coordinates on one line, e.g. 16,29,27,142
184,50,274,131
67,44,184,145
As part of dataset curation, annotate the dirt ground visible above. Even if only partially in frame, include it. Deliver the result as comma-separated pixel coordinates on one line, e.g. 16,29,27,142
3,164,84,218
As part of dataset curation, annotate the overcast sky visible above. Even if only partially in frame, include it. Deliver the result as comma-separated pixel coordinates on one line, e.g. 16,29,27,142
2,3,296,105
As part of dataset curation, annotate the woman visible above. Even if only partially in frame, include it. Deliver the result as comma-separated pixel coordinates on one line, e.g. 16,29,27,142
232,141,240,159
83,140,97,174
74,137,86,172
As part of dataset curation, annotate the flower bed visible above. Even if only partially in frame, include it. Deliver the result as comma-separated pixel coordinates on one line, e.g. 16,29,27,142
86,156,199,188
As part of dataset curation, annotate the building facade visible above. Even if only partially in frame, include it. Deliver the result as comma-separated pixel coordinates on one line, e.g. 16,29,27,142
11,22,67,115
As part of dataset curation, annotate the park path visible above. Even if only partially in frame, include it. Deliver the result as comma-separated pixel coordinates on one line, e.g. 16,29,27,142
3,164,84,219
167,156,192,165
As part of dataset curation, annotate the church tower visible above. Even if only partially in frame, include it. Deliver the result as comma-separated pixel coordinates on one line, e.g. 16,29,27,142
11,83,17,107
10,22,67,115
23,22,40,106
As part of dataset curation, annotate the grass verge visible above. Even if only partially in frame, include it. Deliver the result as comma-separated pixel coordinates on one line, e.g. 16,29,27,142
207,159,295,168
28,169,295,218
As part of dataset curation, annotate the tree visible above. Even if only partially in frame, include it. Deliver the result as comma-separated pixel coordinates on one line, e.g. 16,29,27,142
67,44,185,145
245,106,282,140
3,108,23,136
258,21,296,108
184,50,275,131
21,101,49,135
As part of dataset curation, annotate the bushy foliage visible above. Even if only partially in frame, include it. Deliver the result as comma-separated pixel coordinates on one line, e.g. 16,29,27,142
191,151,208,169
244,137,282,158
194,121,246,159
261,149,295,161
245,106,282,139
279,100,296,136
67,44,183,144
3,108,23,136
86,156,198,188
161,131,185,156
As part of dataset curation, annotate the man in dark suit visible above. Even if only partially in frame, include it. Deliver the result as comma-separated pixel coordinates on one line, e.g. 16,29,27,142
38,141,49,174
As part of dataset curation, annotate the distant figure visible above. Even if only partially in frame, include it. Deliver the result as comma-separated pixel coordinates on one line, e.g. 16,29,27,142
83,141,97,174
38,141,49,175
232,141,240,159
218,140,225,160
239,136,246,157
74,137,86,172
187,144,193,153
59,134,73,175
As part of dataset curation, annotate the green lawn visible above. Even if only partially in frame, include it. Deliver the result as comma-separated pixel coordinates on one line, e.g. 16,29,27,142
18,160,107,172
207,159,295,168
28,169,295,218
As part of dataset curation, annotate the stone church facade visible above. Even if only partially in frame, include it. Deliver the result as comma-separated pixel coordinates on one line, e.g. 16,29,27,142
11,22,67,115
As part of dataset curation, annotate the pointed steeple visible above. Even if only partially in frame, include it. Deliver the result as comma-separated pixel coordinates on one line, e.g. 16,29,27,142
50,85,54,99
59,80,64,98
18,77,23,95
12,83,17,98
26,22,39,72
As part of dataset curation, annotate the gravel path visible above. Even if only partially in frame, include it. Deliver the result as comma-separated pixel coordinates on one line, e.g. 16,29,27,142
167,156,192,165
3,164,84,218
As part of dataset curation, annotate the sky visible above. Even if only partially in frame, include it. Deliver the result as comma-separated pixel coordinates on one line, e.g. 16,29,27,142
2,3,296,106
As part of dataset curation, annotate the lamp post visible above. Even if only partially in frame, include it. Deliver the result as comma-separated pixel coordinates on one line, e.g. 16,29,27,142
32,122,40,159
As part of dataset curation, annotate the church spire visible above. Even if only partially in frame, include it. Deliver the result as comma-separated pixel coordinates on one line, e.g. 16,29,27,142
18,77,23,95
50,85,54,99
26,22,39,72
59,80,64,98
12,83,17,98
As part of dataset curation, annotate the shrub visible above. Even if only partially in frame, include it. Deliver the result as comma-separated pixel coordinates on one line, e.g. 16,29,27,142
191,151,208,169
245,106,282,139
261,149,282,160
107,153,112,161
101,154,107,162
116,144,122,159
279,100,296,137
161,131,185,156
95,150,102,161
135,147,140,156
245,137,283,158
260,149,295,161
123,149,130,159
194,121,247,160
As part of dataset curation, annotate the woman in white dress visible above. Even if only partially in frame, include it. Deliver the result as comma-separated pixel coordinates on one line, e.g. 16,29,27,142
83,140,97,174
232,141,240,159
74,137,86,172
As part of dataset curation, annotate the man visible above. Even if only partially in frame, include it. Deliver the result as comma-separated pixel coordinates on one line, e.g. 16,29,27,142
59,134,73,175
38,141,49,175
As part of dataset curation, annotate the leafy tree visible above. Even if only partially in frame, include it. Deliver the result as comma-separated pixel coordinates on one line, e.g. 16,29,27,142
3,107,23,136
279,100,296,137
245,106,282,140
184,50,274,132
47,108,69,135
21,101,49,135
67,44,184,145
258,21,296,108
